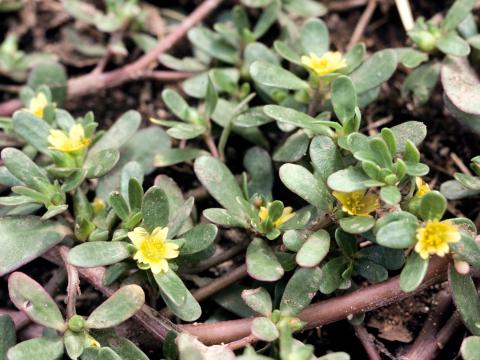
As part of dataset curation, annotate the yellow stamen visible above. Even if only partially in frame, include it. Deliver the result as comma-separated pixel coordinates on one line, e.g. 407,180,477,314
128,226,179,274
301,51,347,76
48,124,91,153
26,92,48,118
415,220,460,259
332,190,380,216
415,177,430,197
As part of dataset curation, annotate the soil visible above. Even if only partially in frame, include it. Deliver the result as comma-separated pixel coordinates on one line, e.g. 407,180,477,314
0,0,478,359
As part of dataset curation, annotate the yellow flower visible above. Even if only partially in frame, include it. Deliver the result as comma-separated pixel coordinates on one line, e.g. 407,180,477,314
258,205,295,228
128,227,179,274
332,190,380,216
91,197,105,215
48,124,91,153
85,335,100,348
26,92,48,118
415,220,460,259
301,51,347,76
415,177,430,197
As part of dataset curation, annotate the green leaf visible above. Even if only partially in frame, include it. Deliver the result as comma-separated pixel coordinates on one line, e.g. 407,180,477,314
0,216,69,276
0,315,16,360
327,167,370,192
296,230,330,267
8,272,64,330
233,107,273,128
88,110,141,156
264,105,333,135
380,186,401,205
7,336,64,360
284,0,327,17
12,111,51,154
390,121,427,152
273,130,310,162
300,18,329,56
86,285,144,328
436,33,470,57
441,57,480,134
154,268,201,321
319,257,349,294
246,238,284,282
167,197,195,239
161,89,189,121
399,252,428,292
449,265,480,335
339,216,375,234
206,75,219,118
241,287,272,316
188,27,238,64
250,61,309,90
280,266,322,315
461,336,480,360
2,148,51,193
310,135,343,181
375,220,417,249
28,62,67,106
180,224,218,255
203,208,246,227
244,147,273,197
419,191,447,221
84,149,120,178
155,148,208,168
332,76,357,123
251,317,279,342
395,47,429,68
318,353,350,360
357,259,388,283
194,156,245,219
92,330,149,360
451,233,480,268
350,49,397,94
280,163,331,209
274,40,301,65
443,0,475,31
64,329,85,360
455,173,480,190
109,191,129,221
142,186,169,232
253,0,280,38
167,124,206,140
68,241,131,267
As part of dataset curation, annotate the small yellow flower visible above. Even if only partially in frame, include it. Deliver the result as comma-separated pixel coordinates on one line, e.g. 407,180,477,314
415,220,460,259
91,197,105,215
26,92,48,118
128,227,179,274
258,205,295,228
332,190,380,216
85,335,100,348
415,177,430,197
301,51,347,76
48,124,91,153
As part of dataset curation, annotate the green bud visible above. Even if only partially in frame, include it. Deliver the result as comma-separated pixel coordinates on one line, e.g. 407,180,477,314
272,90,288,103
293,89,310,104
88,228,109,242
68,315,85,332
384,174,398,186
271,309,281,323
408,30,437,52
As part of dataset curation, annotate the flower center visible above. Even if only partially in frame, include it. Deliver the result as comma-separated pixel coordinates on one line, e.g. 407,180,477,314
139,236,166,262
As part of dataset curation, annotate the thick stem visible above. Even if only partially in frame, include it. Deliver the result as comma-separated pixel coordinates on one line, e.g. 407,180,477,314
0,0,223,116
59,246,80,319
400,289,452,360
182,256,449,344
353,323,382,360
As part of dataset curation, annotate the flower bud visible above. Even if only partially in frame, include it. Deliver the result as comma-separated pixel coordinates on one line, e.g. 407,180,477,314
409,30,437,52
68,315,85,332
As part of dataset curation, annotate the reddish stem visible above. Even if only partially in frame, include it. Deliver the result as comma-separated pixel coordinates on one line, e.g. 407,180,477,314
0,0,223,116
